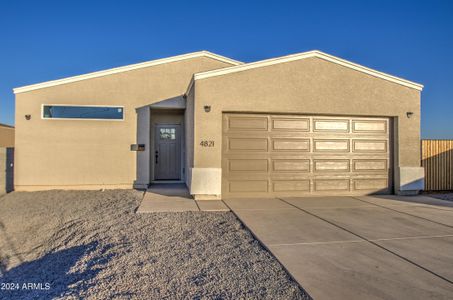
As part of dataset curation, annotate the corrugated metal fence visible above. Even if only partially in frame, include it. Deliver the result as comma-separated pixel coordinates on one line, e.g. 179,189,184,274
422,140,453,191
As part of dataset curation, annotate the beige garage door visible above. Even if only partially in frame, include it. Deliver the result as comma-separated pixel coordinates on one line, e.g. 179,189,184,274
222,113,392,198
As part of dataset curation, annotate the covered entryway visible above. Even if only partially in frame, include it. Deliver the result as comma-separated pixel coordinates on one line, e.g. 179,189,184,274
150,109,185,182
222,113,392,198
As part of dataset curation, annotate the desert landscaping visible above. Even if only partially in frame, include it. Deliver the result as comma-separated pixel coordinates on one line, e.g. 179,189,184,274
0,189,310,299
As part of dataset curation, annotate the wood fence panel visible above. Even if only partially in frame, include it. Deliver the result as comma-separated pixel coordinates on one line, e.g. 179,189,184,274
422,140,453,191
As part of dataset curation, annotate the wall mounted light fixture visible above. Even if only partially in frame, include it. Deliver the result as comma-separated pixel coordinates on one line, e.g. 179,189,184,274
406,112,414,118
204,105,211,113
25,114,31,120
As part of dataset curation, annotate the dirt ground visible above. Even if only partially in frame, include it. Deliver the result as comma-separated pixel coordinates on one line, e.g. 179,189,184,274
0,190,310,299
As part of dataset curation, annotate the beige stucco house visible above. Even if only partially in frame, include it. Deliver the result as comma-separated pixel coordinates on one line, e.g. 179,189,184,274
13,50,424,199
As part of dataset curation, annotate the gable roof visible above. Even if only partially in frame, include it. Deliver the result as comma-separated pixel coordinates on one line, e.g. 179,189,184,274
193,50,423,91
13,51,242,94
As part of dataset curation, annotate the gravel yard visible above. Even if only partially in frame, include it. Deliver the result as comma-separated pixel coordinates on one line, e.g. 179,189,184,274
0,190,309,299
427,192,453,202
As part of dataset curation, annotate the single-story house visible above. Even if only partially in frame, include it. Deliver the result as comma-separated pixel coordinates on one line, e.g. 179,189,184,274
13,50,424,199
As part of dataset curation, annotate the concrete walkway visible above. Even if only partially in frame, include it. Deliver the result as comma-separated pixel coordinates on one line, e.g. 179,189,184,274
137,184,229,212
224,195,453,300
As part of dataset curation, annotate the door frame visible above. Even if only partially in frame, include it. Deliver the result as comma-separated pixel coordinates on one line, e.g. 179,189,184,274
152,123,184,182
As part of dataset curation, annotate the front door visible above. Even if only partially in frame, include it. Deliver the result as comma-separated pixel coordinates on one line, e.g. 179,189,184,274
154,125,181,180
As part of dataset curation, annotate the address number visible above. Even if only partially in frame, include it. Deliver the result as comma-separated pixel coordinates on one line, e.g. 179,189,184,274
200,140,215,147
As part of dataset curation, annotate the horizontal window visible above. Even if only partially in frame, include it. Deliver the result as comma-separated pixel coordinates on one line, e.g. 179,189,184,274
42,105,123,120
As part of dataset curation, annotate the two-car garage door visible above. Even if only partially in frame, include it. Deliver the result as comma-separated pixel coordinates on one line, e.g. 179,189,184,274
222,113,392,198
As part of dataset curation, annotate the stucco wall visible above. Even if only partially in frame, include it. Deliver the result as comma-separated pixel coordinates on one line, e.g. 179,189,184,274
15,57,233,190
192,57,421,195
0,126,14,147
184,86,195,189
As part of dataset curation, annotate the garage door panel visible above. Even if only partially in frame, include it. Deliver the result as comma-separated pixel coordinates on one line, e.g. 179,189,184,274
353,178,389,192
271,117,310,131
227,115,268,131
352,159,388,172
313,119,350,132
272,180,310,192
314,179,350,192
229,180,268,193
352,139,388,153
229,159,268,172
313,139,350,152
272,138,310,151
352,119,387,133
314,159,350,172
228,137,268,151
222,113,391,198
272,159,310,172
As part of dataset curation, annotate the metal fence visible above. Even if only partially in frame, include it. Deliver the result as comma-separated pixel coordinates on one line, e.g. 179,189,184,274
422,140,453,191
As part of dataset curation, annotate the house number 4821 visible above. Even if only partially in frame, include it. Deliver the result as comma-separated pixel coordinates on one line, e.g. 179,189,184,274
200,140,215,147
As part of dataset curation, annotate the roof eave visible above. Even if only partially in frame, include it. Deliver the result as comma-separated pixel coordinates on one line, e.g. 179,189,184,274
193,50,423,91
13,51,242,94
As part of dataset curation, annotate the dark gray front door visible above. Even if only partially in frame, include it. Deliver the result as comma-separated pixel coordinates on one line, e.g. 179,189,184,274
154,125,181,180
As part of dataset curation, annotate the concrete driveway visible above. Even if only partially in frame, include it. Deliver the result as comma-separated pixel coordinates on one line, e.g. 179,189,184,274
224,195,453,300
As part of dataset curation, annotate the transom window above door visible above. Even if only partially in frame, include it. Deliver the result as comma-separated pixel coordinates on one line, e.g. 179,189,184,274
159,128,176,140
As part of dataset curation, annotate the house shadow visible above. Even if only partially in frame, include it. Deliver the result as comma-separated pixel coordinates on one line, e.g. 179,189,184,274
366,144,453,207
0,241,111,298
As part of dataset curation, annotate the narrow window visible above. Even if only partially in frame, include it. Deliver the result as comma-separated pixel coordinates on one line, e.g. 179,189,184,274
42,105,124,120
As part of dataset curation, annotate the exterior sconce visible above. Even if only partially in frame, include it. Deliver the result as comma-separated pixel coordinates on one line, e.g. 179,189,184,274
406,112,414,118
204,105,211,113
25,114,31,120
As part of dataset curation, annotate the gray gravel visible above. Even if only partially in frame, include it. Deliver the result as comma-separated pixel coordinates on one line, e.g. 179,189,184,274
0,190,310,299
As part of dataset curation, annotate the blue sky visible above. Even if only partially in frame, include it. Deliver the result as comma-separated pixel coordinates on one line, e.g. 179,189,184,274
1,0,452,138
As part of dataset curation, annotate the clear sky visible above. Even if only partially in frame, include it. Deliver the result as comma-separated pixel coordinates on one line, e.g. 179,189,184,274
1,0,452,138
